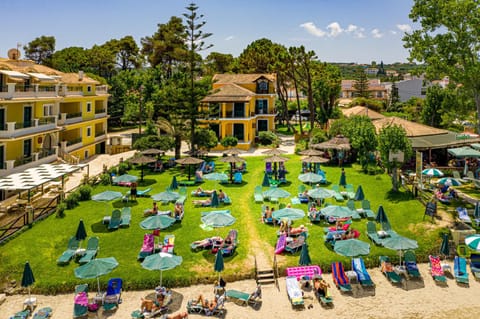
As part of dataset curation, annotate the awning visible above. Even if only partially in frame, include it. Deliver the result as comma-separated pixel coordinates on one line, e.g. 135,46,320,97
0,163,87,191
0,70,29,79
27,72,56,82
409,131,480,150
447,146,480,158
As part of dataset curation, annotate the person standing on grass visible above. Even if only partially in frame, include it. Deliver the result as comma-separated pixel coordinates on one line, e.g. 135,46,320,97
131,182,137,201
339,168,347,187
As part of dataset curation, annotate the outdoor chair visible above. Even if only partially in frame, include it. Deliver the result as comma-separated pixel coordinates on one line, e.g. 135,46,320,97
346,200,362,220
429,255,447,283
456,207,472,224
108,209,122,230
366,221,385,246
103,278,123,311
358,199,375,219
57,236,80,265
254,186,264,203
226,285,262,307
73,284,90,318
233,172,243,184
345,184,355,200
284,233,306,254
137,188,152,197
32,307,53,319
138,233,155,261
379,256,402,284
79,237,99,264
330,185,345,202
454,256,469,285
120,207,131,227
286,276,304,307
187,294,225,317
159,234,175,254
331,261,352,292
469,253,480,279
403,250,421,278
352,257,374,287
10,309,31,319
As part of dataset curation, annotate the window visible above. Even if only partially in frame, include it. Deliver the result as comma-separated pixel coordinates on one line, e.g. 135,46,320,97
84,150,89,159
233,124,244,141
257,80,268,94
233,103,245,117
23,139,32,157
87,86,92,92
43,104,53,116
257,119,268,133
86,126,92,137
86,102,92,112
255,99,268,114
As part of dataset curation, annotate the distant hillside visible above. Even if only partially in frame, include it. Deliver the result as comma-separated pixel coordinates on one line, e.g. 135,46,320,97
331,62,424,80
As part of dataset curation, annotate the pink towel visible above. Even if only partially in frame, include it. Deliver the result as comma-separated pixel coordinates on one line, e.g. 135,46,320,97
430,256,444,276
74,292,88,306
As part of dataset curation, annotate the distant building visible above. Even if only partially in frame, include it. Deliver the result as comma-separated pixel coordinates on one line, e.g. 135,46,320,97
364,68,379,76
395,76,428,102
341,79,388,100
0,56,108,177
200,74,277,150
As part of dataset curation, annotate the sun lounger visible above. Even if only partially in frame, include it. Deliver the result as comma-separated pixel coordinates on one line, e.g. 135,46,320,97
470,253,480,279
456,207,472,224
403,250,421,278
108,209,122,230
331,185,345,202
137,188,152,197
138,233,155,261
32,307,52,319
284,233,306,254
379,256,402,283
254,186,264,203
226,285,261,307
120,207,131,227
311,275,333,306
73,284,89,318
454,256,469,285
191,236,223,252
331,261,352,292
345,184,356,200
346,199,362,220
57,236,80,265
186,294,225,317
366,221,385,245
10,309,31,319
352,257,374,287
219,229,238,256
286,276,304,307
357,199,376,219
79,237,99,264
428,255,447,283
159,234,175,254
103,278,123,311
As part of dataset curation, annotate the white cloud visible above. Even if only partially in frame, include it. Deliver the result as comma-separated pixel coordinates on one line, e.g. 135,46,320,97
300,22,327,37
225,36,234,41
390,30,398,35
346,24,357,33
345,24,366,38
327,22,343,37
396,24,412,32
371,28,384,38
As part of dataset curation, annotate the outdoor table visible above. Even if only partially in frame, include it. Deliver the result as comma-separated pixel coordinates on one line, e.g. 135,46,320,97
102,216,111,225
345,271,357,282
75,248,86,256
394,265,407,276
441,262,451,273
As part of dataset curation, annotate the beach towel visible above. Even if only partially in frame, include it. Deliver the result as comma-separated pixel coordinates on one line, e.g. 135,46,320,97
406,261,419,273
286,276,303,305
353,258,367,282
430,256,444,277
332,262,349,286
74,292,88,307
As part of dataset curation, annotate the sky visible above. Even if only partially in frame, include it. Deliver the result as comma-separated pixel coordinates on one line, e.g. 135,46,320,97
0,0,416,64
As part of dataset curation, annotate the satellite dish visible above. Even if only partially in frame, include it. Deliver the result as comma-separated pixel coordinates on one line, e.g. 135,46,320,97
8,48,20,60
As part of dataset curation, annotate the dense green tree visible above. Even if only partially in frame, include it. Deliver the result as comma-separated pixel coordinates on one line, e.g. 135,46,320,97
204,52,234,75
220,136,238,148
23,36,55,65
347,116,378,171
141,16,187,77
421,85,445,127
403,0,480,132
237,38,278,73
271,44,292,129
313,63,342,124
377,124,412,191
194,128,218,150
105,36,142,70
353,67,370,98
50,47,89,72
88,44,117,79
181,2,213,155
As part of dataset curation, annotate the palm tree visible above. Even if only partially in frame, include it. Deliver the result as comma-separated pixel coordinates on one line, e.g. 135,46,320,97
155,117,185,159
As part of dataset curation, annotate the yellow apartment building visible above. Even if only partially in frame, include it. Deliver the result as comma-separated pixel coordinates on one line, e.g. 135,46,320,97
0,56,108,178
200,73,277,151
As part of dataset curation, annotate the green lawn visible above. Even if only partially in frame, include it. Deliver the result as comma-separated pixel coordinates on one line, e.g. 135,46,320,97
0,156,445,294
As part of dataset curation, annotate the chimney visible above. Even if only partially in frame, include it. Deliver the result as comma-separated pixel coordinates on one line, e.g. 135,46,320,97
78,71,84,81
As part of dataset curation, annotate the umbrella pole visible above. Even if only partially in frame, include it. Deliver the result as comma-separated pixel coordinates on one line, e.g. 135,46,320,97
97,276,101,296
230,163,233,183
160,270,163,288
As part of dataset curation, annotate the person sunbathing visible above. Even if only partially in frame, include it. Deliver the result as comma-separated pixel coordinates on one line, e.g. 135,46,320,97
290,225,307,235
174,203,183,218
193,198,212,206
192,294,217,312
313,277,330,297
262,206,272,223
144,202,159,216
218,189,226,201
141,293,165,312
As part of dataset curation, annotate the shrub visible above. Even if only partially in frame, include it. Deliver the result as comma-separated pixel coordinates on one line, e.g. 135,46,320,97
78,185,92,201
257,131,279,146
309,128,327,145
65,191,80,210
117,162,130,175
56,202,66,218
220,136,238,148
100,173,111,185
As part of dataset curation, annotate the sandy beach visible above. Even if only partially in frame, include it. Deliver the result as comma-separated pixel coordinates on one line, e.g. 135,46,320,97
1,263,479,319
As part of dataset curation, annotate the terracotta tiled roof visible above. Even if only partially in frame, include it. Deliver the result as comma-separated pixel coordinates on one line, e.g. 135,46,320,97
212,73,276,84
202,83,254,102
342,105,385,120
60,73,99,85
372,116,448,137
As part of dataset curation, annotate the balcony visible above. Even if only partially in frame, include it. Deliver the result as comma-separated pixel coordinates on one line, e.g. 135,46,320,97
59,85,83,96
96,85,108,94
64,138,83,152
0,117,58,138
94,108,107,119
95,131,107,143
58,112,82,125
0,83,57,99
0,147,58,177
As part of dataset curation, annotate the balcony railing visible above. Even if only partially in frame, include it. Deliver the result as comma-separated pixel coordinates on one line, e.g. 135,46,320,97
95,131,105,137
14,155,34,168
38,117,56,125
66,137,82,146
14,121,33,130
95,108,106,114
66,112,82,119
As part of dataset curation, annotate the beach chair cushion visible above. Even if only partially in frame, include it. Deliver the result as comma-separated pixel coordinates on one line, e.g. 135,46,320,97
454,256,469,284
286,276,304,306
79,236,99,264
456,207,472,223
57,236,80,264
120,207,131,227
108,209,122,230
32,307,52,319
403,250,421,278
